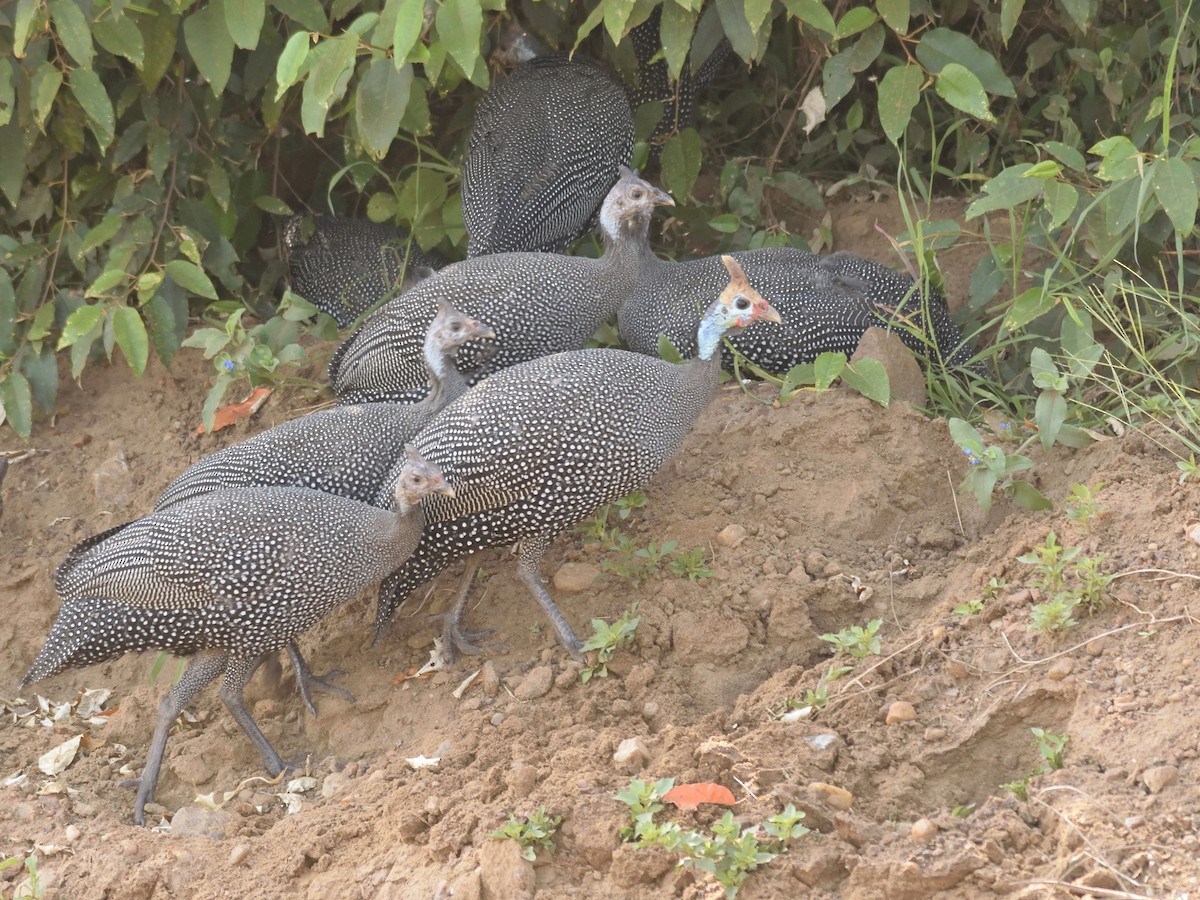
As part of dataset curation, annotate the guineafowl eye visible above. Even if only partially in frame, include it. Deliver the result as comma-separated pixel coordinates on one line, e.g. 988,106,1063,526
735,296,751,311
630,189,644,200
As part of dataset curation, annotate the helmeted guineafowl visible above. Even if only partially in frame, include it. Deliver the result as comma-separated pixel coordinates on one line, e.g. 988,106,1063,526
22,448,454,826
156,301,492,510
330,167,673,405
282,213,444,327
618,248,981,375
461,51,634,256
372,256,781,659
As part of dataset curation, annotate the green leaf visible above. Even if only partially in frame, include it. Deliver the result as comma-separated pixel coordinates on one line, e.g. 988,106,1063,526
276,31,311,98
1044,141,1085,172
137,9,179,91
31,62,64,132
875,0,909,33
0,59,12,127
840,358,890,406
1023,160,1062,179
27,302,56,342
658,2,695,83
70,69,116,150
271,0,327,30
965,165,1045,219
86,268,126,298
20,343,59,413
1152,157,1197,237
1089,136,1140,182
14,0,40,58
916,28,1015,98
657,333,684,364
1011,481,1053,511
0,125,27,205
999,0,1024,45
391,0,423,64
716,0,764,63
948,417,984,454
813,352,845,390
58,304,106,350
0,371,33,438
877,63,922,145
1035,390,1066,449
183,2,235,96
112,306,150,376
782,0,835,35
224,0,265,49
255,195,293,215
165,260,219,299
1057,0,1090,31
356,59,410,160
744,0,773,36
79,214,124,258
572,4,605,54
143,286,186,367
659,128,702,201
1042,180,1078,229
301,34,357,134
93,15,146,66
934,63,995,123
0,271,16,358
707,213,740,233
835,7,877,39
50,0,95,68
1102,177,1143,237
1004,286,1057,331
436,0,483,80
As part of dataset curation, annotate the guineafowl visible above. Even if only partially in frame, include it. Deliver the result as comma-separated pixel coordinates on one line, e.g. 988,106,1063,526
618,248,981,375
157,301,492,510
22,448,453,826
282,214,444,327
461,52,634,256
373,256,781,659
330,167,673,405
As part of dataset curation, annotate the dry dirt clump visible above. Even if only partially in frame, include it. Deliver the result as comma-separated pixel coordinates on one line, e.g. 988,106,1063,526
2,201,1199,897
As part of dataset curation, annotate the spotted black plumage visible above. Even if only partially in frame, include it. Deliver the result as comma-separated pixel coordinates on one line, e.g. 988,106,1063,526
373,257,780,659
330,168,673,405
22,450,453,826
618,248,982,374
461,54,634,257
282,214,444,327
156,302,492,510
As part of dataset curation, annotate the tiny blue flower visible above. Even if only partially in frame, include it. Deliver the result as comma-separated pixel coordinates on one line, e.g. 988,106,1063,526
998,422,1011,430
962,447,974,456
222,359,235,372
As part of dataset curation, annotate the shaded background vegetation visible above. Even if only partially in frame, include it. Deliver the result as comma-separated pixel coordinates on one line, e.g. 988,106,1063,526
0,0,1197,478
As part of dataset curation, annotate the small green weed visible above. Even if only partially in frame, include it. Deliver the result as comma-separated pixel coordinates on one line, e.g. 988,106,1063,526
1178,455,1200,484
953,599,984,617
1021,531,1113,632
669,546,714,580
617,777,810,898
1064,483,1105,532
951,803,976,818
580,494,708,585
580,606,640,683
489,808,563,861
770,664,850,719
949,418,1051,513
1000,776,1030,801
1032,728,1068,771
0,854,43,899
820,619,883,660
1018,531,1077,594
1029,593,1080,634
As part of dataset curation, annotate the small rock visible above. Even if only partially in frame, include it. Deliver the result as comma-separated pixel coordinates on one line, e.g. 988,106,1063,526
916,525,957,551
121,838,140,857
481,660,500,697
1047,657,1074,680
321,772,349,799
613,737,650,771
808,782,853,811
624,663,655,697
142,802,167,820
512,665,553,701
229,844,251,866
64,824,81,843
554,663,580,691
490,712,505,727
717,524,747,548
642,701,659,719
1142,765,1179,795
1085,639,1105,656
786,564,811,584
170,806,232,839
553,562,601,592
923,727,946,741
885,700,917,725
911,818,938,842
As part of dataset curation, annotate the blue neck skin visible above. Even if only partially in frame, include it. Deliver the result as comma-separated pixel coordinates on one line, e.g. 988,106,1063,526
696,315,732,361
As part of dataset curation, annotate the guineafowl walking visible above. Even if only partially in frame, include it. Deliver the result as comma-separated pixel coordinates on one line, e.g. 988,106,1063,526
462,52,634,257
282,214,444,327
330,167,673,405
22,449,453,826
157,301,492,510
618,248,981,375
373,257,780,659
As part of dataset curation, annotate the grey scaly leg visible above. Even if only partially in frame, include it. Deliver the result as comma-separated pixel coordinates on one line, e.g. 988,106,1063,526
440,562,497,662
134,651,227,826
217,654,287,779
516,536,584,661
286,641,354,716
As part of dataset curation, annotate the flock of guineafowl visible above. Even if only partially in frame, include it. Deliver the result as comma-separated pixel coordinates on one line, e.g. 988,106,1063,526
21,15,981,825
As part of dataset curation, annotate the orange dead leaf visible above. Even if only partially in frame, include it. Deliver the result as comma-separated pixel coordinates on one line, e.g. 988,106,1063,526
392,666,438,686
663,782,736,810
195,387,273,435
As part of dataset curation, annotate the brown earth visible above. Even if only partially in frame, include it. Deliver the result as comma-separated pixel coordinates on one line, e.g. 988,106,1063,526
2,198,1199,899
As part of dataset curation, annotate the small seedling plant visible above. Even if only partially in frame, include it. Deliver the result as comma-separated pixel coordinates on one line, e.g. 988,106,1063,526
1002,728,1069,801
1064,482,1105,532
1021,531,1113,633
616,777,810,898
579,493,711,585
580,606,640,683
820,619,883,660
489,808,563,861
0,854,43,899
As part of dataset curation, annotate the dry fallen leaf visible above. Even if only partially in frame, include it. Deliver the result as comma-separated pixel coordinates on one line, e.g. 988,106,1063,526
663,782,736,811
405,755,441,770
38,734,82,776
195,387,272,435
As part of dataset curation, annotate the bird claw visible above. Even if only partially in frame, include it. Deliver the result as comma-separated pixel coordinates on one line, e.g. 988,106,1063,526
294,669,355,718
442,618,498,664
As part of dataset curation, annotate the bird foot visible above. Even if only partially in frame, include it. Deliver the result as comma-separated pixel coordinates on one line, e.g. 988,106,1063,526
294,668,355,717
441,616,499,664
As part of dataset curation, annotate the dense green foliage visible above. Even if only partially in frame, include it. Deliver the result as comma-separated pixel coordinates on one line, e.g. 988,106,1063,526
0,0,1197,460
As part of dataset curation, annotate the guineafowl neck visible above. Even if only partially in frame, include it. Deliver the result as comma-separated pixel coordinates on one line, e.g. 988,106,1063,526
601,216,659,272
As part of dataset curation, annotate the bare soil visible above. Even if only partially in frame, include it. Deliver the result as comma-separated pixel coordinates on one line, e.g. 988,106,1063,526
2,197,1198,899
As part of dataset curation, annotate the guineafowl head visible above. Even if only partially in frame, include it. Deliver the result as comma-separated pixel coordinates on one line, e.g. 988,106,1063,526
427,300,496,357
696,256,783,359
394,446,456,509
598,167,674,243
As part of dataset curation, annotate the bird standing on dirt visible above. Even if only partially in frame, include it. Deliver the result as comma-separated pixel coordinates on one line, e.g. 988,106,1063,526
461,45,634,256
618,248,981,374
330,167,673,405
373,256,781,659
21,449,454,826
